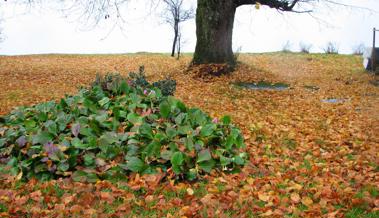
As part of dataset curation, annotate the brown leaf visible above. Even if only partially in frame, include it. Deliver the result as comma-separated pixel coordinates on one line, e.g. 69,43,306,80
62,195,75,205
179,206,190,216
301,196,313,207
145,195,155,204
100,191,114,204
30,190,42,202
70,204,83,214
290,192,300,203
258,192,270,202
14,195,28,206
260,210,273,216
54,203,65,211
78,192,95,206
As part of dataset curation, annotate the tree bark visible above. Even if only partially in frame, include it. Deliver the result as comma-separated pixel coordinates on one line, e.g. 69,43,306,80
192,0,237,66
171,22,179,57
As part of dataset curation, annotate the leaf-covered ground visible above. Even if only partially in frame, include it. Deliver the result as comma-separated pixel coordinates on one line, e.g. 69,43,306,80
0,53,378,217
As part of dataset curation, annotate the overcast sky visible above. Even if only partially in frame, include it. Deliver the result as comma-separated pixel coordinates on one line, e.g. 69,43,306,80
0,0,378,55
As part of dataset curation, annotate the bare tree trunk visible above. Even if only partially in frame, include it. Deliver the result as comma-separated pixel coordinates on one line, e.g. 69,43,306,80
192,0,236,66
171,22,179,57
177,32,181,60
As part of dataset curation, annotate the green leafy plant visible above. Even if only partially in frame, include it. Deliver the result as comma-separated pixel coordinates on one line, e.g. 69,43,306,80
128,66,150,88
0,72,246,182
152,78,176,97
93,66,176,97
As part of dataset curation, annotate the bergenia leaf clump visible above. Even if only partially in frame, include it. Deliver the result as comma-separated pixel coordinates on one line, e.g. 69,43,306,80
0,71,247,182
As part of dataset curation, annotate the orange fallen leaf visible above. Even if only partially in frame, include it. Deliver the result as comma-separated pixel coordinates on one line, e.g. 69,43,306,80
100,191,114,204
179,206,190,216
70,204,83,214
290,192,300,203
260,210,273,216
62,195,75,205
30,190,42,202
258,192,270,202
145,195,155,204
301,196,313,207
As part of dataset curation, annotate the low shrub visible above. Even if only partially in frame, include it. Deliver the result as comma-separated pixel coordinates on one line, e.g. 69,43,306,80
282,41,292,53
0,71,247,182
92,66,176,97
352,43,365,56
323,42,339,54
299,42,312,54
152,78,176,97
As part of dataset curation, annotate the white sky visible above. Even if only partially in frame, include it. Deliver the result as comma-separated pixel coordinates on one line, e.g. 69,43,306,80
0,0,378,55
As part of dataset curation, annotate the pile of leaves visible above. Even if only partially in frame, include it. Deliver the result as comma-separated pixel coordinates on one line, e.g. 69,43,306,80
0,71,246,182
189,64,232,82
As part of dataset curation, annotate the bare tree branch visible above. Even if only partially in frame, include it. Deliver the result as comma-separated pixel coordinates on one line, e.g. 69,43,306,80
161,0,194,57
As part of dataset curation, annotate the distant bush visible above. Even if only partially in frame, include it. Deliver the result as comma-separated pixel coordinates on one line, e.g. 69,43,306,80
233,46,242,65
323,42,339,54
299,42,312,53
282,41,292,53
352,43,365,55
0,70,247,182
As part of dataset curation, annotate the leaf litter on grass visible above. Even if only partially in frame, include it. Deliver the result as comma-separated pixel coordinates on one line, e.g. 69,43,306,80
0,53,378,217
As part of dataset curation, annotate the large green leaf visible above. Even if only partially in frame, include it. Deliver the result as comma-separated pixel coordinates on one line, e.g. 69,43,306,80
220,155,232,166
32,131,54,145
171,151,184,174
166,127,177,139
139,123,153,139
98,97,110,107
144,141,161,157
198,160,215,173
197,149,212,163
184,137,194,151
72,171,98,183
159,101,171,118
98,132,119,147
72,170,87,182
126,157,145,172
84,153,95,166
57,161,70,172
71,137,88,150
221,115,231,125
178,125,192,135
127,113,143,124
24,119,36,130
200,124,217,137
175,113,187,125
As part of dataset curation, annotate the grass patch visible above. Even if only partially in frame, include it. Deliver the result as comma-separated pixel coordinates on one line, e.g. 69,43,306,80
0,203,8,212
233,81,290,91
194,182,208,198
345,207,379,218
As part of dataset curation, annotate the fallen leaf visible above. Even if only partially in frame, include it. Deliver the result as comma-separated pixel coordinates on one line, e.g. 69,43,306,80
145,195,154,204
186,188,194,196
260,210,273,216
179,206,190,216
290,192,300,203
70,204,83,214
100,192,114,204
62,195,75,205
30,190,42,202
301,196,313,207
258,192,270,202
